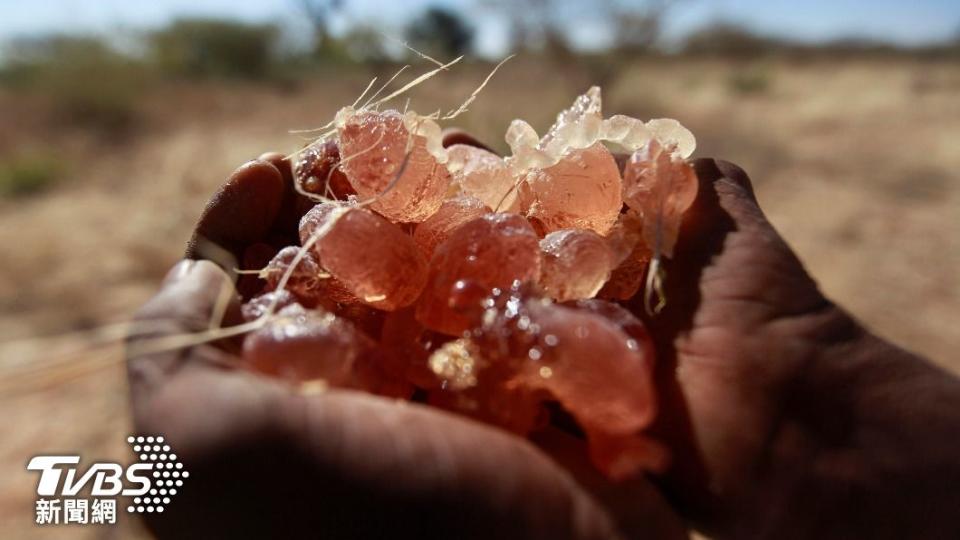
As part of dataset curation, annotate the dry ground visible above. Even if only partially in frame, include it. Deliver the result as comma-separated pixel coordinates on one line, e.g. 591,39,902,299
1,57,958,538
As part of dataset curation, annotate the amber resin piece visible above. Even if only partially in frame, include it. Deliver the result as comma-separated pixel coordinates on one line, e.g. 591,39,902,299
561,299,667,476
412,195,490,260
238,242,277,299
505,88,620,235
335,108,450,223
426,337,548,434
243,303,376,386
468,285,661,479
415,213,541,336
622,138,698,258
234,84,704,480
474,292,656,436
350,347,415,399
598,211,652,300
262,245,357,307
517,142,623,235
539,229,614,302
504,86,697,239
380,308,452,389
263,245,321,293
333,303,386,342
294,139,356,200
243,300,410,397
241,289,298,321
428,371,548,435
565,298,654,366
446,144,520,212
299,203,428,311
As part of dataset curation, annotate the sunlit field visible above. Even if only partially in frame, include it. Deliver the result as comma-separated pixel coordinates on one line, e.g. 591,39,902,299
1,54,958,537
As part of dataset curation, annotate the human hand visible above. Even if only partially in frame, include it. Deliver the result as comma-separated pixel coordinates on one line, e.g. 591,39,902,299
640,159,960,538
127,136,687,539
131,129,960,539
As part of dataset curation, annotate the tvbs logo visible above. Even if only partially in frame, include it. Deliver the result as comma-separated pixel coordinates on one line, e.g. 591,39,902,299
27,435,188,525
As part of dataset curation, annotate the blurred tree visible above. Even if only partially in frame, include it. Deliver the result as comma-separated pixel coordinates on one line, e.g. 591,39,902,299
405,7,475,58
1,36,147,133
682,22,781,58
150,19,279,79
485,0,571,58
298,0,345,54
607,0,678,54
584,0,680,89
341,25,390,63
485,0,680,59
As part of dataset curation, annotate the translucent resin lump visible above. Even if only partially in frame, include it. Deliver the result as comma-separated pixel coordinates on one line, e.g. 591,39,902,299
237,87,700,481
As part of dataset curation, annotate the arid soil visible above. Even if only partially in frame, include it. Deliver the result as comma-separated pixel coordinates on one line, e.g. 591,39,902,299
1,57,958,538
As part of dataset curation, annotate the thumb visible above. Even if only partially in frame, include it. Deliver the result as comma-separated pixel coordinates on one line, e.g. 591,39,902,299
686,158,766,248
186,159,285,262
632,158,824,330
127,260,242,394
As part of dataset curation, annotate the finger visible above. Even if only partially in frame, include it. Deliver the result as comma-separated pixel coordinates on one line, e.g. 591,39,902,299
146,384,630,540
442,128,497,154
127,264,658,538
632,159,828,522
619,159,754,526
625,158,761,326
258,150,317,241
641,156,827,367
127,260,242,396
258,151,290,173
686,158,826,321
629,158,799,327
186,159,285,262
689,158,764,230
695,158,757,200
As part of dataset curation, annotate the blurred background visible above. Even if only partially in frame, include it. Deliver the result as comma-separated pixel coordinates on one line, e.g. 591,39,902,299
1,0,958,537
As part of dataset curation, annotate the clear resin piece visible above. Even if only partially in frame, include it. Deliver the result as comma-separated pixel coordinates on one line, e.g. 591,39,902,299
622,138,698,258
243,303,373,386
336,108,450,223
467,286,663,478
518,142,623,235
299,202,428,311
446,144,520,212
238,84,702,481
598,211,652,300
412,195,490,260
416,213,541,336
539,229,614,302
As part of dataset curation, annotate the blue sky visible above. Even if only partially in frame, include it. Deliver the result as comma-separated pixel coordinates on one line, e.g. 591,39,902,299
1,0,958,56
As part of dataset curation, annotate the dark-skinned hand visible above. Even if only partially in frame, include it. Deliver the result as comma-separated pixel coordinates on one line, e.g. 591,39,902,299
128,132,686,540
130,131,960,539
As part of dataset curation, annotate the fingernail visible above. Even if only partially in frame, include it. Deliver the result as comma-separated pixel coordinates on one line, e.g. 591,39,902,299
257,151,286,163
162,260,196,286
